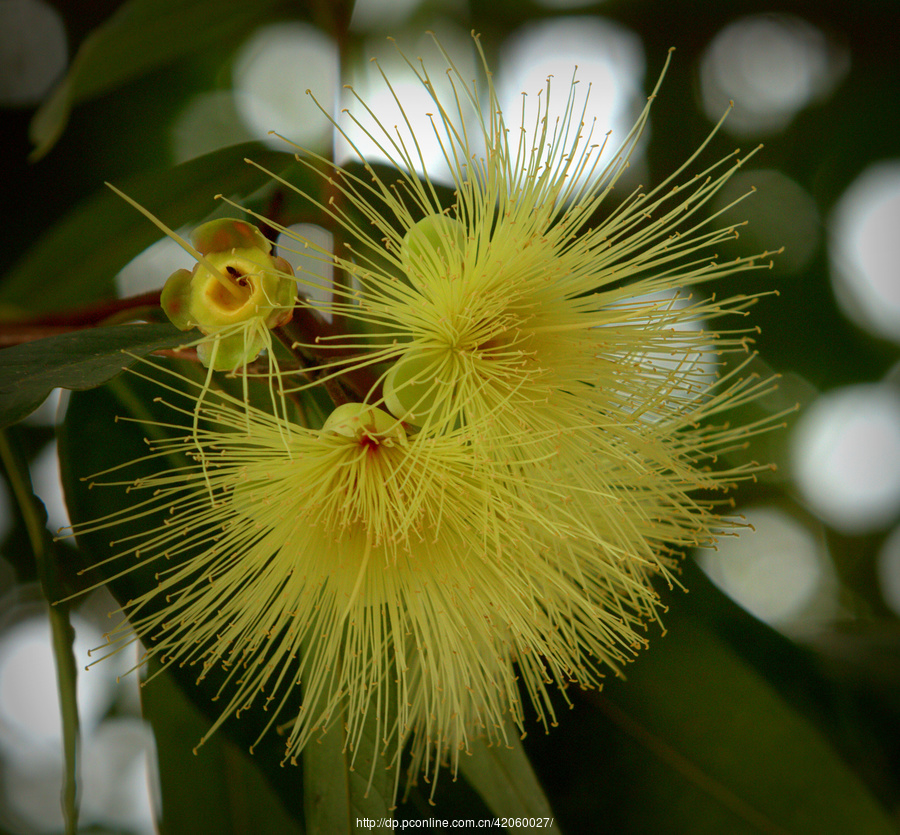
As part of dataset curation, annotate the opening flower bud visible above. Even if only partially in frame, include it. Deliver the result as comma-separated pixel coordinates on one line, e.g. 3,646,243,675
382,349,443,425
323,402,406,445
160,218,296,370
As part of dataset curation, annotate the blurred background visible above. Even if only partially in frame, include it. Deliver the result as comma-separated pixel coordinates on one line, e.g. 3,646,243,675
1,0,899,832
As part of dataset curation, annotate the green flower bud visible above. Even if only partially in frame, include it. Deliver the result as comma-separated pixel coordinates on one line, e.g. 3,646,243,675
196,330,267,371
323,402,406,444
160,218,296,370
400,214,465,279
382,350,443,426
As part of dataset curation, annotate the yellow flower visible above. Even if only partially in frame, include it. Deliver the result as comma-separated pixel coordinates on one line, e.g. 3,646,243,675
264,40,775,452
76,375,634,794
73,35,782,801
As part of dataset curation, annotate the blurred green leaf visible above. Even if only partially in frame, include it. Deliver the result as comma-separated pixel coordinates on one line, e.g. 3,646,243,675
29,0,289,159
0,144,299,313
0,323,186,429
546,607,898,835
460,732,561,834
303,707,393,834
0,428,80,835
143,659,304,835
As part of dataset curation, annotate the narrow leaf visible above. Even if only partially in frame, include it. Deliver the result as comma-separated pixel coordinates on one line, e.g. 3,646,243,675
594,611,898,835
0,429,80,835
303,700,393,833
460,732,561,834
0,323,187,429
303,719,352,835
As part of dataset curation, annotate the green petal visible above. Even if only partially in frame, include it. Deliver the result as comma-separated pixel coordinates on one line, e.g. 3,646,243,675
191,217,271,255
160,267,196,331
197,330,266,371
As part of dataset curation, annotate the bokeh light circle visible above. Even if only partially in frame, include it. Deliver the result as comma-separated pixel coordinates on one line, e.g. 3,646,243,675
791,383,900,534
830,160,900,343
496,17,645,184
338,26,477,180
711,169,820,274
116,233,192,297
877,524,900,616
276,223,334,322
234,23,338,150
0,614,112,759
0,0,67,106
700,14,846,136
696,506,829,628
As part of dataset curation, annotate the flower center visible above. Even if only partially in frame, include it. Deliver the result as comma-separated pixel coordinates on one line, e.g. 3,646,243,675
205,263,255,313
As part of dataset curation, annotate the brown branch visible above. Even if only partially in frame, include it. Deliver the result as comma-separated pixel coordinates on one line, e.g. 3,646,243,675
0,290,163,346
272,324,352,407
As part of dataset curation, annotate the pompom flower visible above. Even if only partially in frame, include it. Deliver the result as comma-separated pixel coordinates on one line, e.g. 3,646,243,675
71,35,782,801
263,41,775,453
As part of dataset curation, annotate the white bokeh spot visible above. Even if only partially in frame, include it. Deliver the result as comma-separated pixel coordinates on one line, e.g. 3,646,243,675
830,161,900,343
234,23,339,150
700,15,846,136
497,17,646,186
697,506,831,628
792,383,900,534
276,223,334,323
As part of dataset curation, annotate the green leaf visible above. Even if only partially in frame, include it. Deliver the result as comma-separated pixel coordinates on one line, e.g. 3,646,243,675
29,0,289,158
303,707,393,835
0,323,187,429
576,610,899,835
459,733,561,834
0,428,80,835
301,641,393,834
1,144,298,313
303,722,352,835
143,659,304,835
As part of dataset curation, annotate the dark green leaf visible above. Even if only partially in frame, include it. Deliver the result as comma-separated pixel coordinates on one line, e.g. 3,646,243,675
0,323,187,429
460,732,561,834
544,608,898,835
29,0,289,158
0,144,299,313
143,659,304,835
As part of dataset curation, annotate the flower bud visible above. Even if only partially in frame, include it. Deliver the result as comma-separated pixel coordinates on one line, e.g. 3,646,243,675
382,350,442,425
400,214,465,279
323,402,406,444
